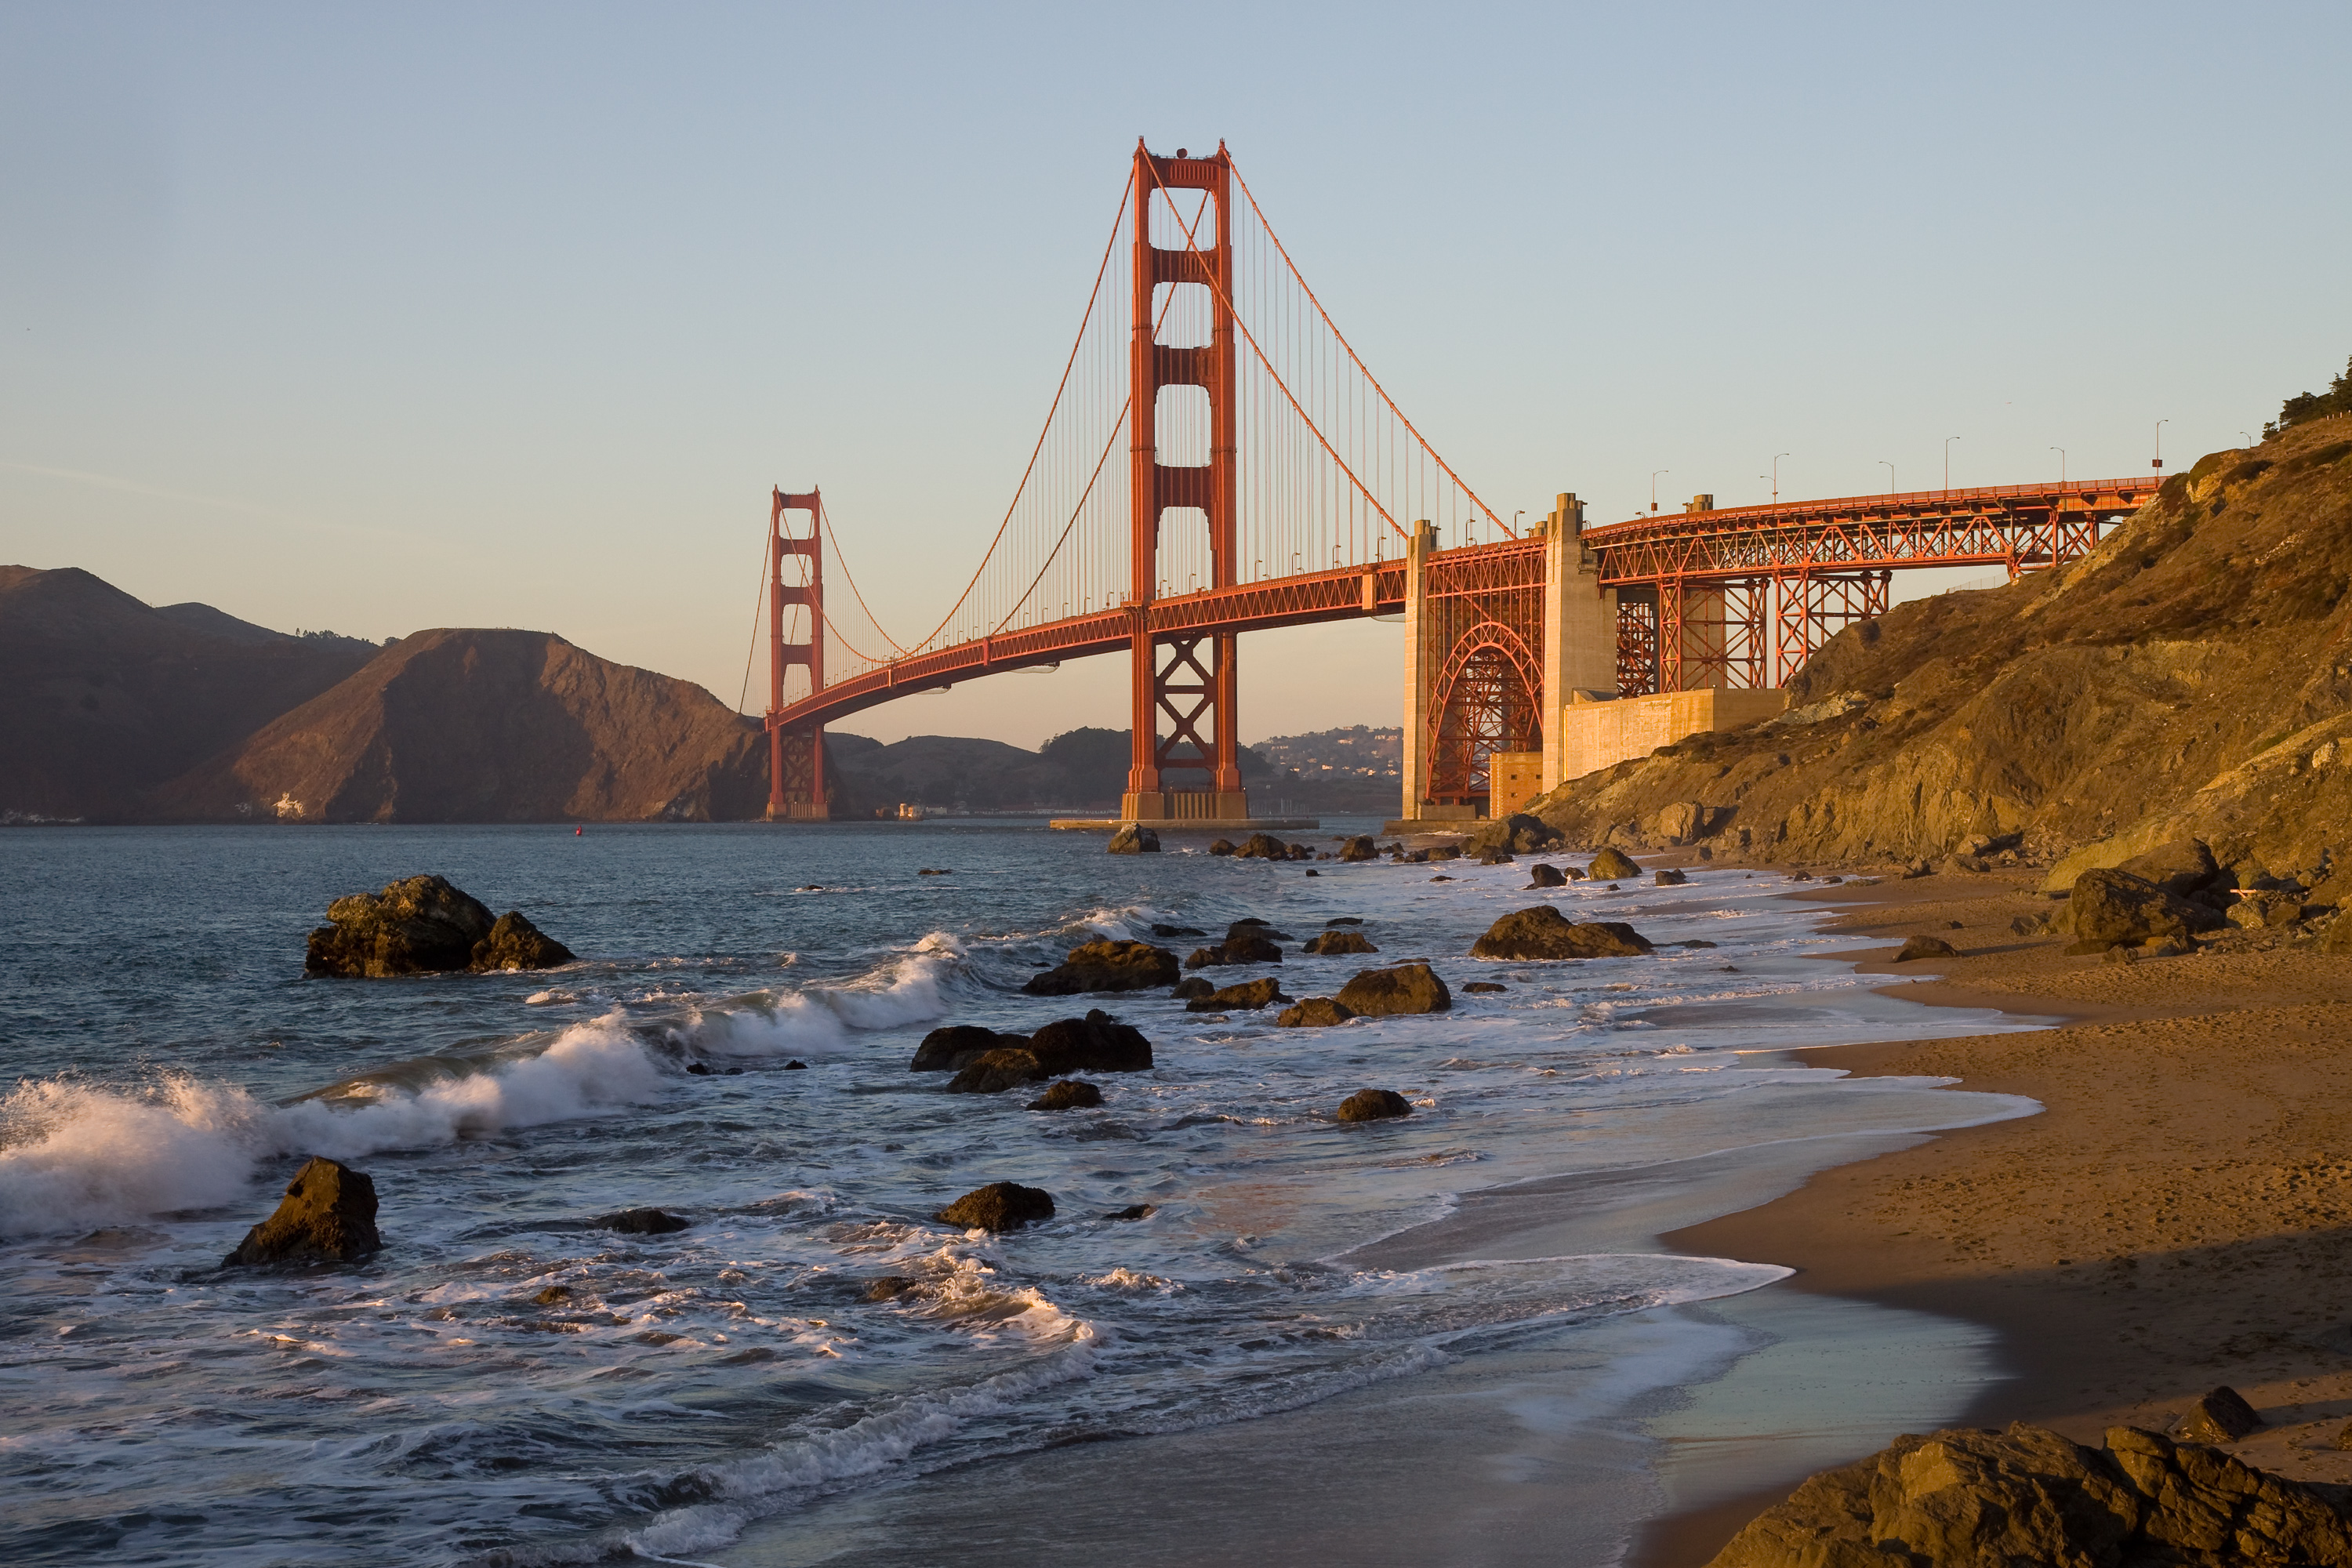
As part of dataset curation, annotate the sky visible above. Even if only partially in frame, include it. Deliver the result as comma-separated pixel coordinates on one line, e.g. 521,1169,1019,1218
4,2,2347,748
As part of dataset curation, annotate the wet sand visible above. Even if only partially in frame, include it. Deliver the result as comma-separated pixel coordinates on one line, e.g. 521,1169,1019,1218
1633,871,2352,1567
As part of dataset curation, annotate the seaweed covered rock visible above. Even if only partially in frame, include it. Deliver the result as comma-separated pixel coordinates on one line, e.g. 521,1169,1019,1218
470,910,576,972
1026,1010,1154,1074
1470,906,1655,960
1336,1090,1412,1123
1333,962,1451,1016
935,1182,1056,1232
1023,938,1180,995
222,1156,382,1267
1585,848,1641,881
911,1024,1033,1073
1301,929,1377,956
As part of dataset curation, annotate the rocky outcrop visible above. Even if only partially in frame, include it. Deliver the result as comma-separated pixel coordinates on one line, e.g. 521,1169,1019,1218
1187,922,1286,967
600,1207,691,1235
947,1048,1048,1094
1333,962,1452,1016
1236,833,1288,859
1301,929,1377,955
1276,996,1355,1027
1207,838,1236,856
1469,813,1563,855
1106,822,1160,854
936,1182,1056,1232
1170,977,1214,1000
305,875,571,977
1022,938,1180,995
910,1025,1033,1072
1586,847,1641,880
2118,837,2228,900
222,1157,382,1266
1185,977,1288,1013
1896,934,1959,961
1654,867,1690,886
1462,981,1506,993
1025,1010,1154,1074
1469,906,1655,960
1338,835,1380,862
1336,1090,1412,1123
1026,1080,1104,1111
1526,863,1568,887
2066,867,2221,953
1704,1421,2352,1568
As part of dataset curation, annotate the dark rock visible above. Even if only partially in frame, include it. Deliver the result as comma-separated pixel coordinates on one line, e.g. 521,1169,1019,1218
1585,848,1641,881
1705,1421,2351,1568
1287,841,1315,861
1304,868,1319,877
601,1207,691,1235
1470,906,1655,960
1336,1089,1412,1123
1900,858,1934,879
911,1024,1032,1073
1207,839,1236,856
1185,976,1289,1012
946,1047,1049,1094
1675,939,1720,949
532,1285,573,1305
1151,922,1208,938
1228,919,1294,942
1334,962,1452,1016
2012,911,2054,937
1103,1203,1156,1221
1022,938,1181,995
2173,1385,2262,1443
1106,822,1160,855
1526,863,1567,887
1428,875,1454,882
470,910,575,971
1325,916,1363,926
687,1062,712,1075
862,1276,916,1301
2066,867,2220,953
1190,925,1284,966
304,873,499,977
1026,1009,1154,1073
1406,848,1430,862
1275,996,1355,1027
1895,935,1959,962
1478,849,1515,865
1427,844,1462,862
935,1182,1055,1232
781,1061,804,1070
222,1156,383,1266
1301,929,1377,956
1338,835,1380,862
2117,837,2226,900
1823,875,1844,884
1471,812,1563,856
1653,868,1690,887
918,868,952,876
1236,832,1288,859
1169,977,1214,1000
1462,981,1506,993
1026,1080,1104,1111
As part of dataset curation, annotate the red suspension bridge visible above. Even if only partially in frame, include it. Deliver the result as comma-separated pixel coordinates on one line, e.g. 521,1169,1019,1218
758,142,2162,823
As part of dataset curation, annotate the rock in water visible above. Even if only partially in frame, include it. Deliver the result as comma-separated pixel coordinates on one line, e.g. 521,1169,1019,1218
600,1207,691,1235
1169,976,1214,1000
1276,996,1356,1027
1337,835,1380,862
1301,929,1377,955
910,1024,1033,1072
2174,1385,2263,1443
1022,938,1180,994
1461,981,1506,993
1585,847,1641,881
1236,832,1287,859
1025,1010,1154,1073
222,1156,383,1266
304,873,495,977
1526,863,1567,888
1653,867,1690,886
1336,1090,1411,1122
1185,976,1288,1013
2066,867,2218,953
1106,822,1160,854
936,1182,1055,1232
470,910,575,971
1896,934,1959,962
1026,1080,1104,1111
947,1048,1049,1094
1470,906,1655,960
1207,839,1236,856
1333,962,1451,1016
1703,1421,2350,1568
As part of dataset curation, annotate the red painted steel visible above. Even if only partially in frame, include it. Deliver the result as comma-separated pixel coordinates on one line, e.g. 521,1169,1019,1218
764,488,826,818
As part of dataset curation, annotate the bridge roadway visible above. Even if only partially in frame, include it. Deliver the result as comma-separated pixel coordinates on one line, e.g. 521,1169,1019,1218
768,475,2163,737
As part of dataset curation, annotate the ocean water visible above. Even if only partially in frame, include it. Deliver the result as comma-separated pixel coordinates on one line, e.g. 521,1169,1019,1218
0,822,2040,1566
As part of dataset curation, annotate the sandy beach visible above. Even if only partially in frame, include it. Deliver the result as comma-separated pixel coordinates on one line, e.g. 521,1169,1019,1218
1634,869,2352,1566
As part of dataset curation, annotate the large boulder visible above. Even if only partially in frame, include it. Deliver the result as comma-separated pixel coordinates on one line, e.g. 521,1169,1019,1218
1302,929,1377,955
935,1182,1055,1232
304,874,496,977
1703,1421,2352,1568
2066,867,2219,953
1585,847,1641,881
1470,812,1563,855
1896,934,1959,962
1187,924,1285,967
1526,863,1567,888
1026,1010,1154,1073
946,1047,1048,1094
1276,996,1355,1028
1333,962,1452,1016
1470,906,1655,960
470,910,576,971
1653,868,1690,887
1236,833,1288,859
1336,1090,1412,1122
1338,835,1380,862
600,1207,691,1235
1106,822,1161,855
1022,938,1181,995
1185,976,1288,1013
1207,839,1236,856
2116,836,2226,901
222,1156,382,1267
1026,1080,1104,1111
910,1025,1032,1073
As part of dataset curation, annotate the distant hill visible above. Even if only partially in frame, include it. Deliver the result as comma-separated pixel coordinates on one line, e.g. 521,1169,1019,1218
153,627,769,823
0,565,379,821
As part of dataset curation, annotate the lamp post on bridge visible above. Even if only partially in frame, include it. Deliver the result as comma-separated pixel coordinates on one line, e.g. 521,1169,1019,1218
2051,446,2066,485
1878,460,1895,495
2154,419,2168,471
1944,436,1961,492
1650,470,1668,514
1772,453,1789,504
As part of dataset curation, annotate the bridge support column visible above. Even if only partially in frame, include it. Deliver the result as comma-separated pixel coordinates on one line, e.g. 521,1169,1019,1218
765,487,830,821
1399,519,1436,818
1538,492,1618,793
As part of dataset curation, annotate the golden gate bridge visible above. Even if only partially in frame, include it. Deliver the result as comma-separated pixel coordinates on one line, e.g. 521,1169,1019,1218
757,141,2161,824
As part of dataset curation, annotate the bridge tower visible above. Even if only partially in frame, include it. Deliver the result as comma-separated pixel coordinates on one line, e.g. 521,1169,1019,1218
766,487,829,821
1121,140,1248,826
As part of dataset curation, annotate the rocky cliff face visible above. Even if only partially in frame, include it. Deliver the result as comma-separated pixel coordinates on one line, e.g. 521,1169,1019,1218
1525,413,2352,882
152,627,768,823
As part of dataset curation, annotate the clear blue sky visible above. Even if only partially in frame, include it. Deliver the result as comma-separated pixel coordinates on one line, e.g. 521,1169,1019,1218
5,2,2347,746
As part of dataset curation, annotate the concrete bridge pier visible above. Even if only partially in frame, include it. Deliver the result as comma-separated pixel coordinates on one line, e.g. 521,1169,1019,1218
1538,492,1619,792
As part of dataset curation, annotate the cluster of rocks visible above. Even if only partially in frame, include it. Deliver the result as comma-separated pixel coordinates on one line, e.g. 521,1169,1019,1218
911,1008,1154,1093
1208,833,1319,860
304,874,575,978
2042,837,2348,960
1024,938,1180,993
1469,906,1654,960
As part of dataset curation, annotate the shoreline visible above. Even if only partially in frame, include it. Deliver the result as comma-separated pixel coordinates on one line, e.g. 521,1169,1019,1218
1629,869,2352,1568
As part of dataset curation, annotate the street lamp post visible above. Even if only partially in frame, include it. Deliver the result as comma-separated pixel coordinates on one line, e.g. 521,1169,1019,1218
2051,446,2067,485
1650,470,1668,514
1944,436,1961,491
1514,510,1525,536
2154,419,2168,471
1772,453,1790,503
1878,460,1895,494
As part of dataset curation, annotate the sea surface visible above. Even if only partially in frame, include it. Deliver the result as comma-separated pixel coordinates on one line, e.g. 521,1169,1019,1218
0,822,2041,1566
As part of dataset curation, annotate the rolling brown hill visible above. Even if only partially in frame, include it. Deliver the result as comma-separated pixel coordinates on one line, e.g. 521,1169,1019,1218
1519,411,2352,885
152,627,771,823
0,565,379,821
